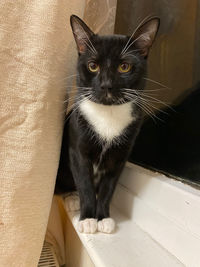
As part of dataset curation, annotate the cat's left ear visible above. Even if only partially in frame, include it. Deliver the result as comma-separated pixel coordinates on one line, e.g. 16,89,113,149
133,17,160,58
70,15,95,54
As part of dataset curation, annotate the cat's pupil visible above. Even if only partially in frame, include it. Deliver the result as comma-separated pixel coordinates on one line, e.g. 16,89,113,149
90,63,96,69
121,63,128,70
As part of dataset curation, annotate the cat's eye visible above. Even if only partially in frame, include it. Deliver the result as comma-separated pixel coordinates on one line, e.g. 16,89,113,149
88,61,99,72
118,62,131,73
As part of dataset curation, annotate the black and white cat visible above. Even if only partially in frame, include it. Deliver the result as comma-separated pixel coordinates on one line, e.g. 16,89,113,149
55,15,160,233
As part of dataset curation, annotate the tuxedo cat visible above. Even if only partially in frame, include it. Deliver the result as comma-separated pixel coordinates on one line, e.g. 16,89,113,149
55,15,160,233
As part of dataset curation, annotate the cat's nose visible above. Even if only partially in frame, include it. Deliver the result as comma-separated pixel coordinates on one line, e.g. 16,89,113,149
100,81,112,91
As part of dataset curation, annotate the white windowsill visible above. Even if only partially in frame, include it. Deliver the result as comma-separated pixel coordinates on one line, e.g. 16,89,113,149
66,163,200,267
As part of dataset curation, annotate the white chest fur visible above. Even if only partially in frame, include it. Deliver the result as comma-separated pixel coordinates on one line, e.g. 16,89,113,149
79,99,134,142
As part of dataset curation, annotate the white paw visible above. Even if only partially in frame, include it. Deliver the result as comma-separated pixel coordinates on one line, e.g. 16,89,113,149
78,218,97,234
64,194,80,212
98,218,115,233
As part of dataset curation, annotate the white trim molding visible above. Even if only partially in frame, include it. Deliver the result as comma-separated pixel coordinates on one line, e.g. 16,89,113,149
66,163,200,267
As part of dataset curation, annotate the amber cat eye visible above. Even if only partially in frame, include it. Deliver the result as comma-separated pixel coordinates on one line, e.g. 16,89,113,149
88,61,99,72
118,62,131,73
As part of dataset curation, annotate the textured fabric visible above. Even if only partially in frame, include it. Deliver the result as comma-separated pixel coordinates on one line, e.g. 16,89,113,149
0,1,85,266
84,0,117,34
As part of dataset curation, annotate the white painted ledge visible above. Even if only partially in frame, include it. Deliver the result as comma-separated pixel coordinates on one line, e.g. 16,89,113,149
66,163,200,267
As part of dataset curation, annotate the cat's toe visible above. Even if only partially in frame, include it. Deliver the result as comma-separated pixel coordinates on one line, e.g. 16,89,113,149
78,218,97,234
98,218,115,233
64,194,80,211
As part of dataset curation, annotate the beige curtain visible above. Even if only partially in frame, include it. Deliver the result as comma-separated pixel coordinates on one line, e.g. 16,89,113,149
0,1,85,266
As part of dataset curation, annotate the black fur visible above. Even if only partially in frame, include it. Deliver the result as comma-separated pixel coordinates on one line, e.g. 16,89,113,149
55,15,160,221
76,34,146,105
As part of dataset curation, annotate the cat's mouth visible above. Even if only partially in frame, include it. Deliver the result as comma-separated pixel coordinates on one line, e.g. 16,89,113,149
90,90,114,105
93,94,126,105
100,92,116,105
87,89,132,105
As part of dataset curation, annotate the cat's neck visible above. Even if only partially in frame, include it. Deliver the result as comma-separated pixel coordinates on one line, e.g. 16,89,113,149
79,99,136,142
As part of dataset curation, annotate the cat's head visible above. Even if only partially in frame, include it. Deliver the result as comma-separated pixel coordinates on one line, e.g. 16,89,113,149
70,15,160,105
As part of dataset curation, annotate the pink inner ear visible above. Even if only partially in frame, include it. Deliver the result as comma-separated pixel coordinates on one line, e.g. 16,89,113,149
133,19,159,57
76,35,87,53
79,43,86,53
71,16,95,54
135,36,151,57
137,33,151,45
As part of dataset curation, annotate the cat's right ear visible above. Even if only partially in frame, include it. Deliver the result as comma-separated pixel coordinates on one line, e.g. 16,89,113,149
132,16,160,58
70,15,95,54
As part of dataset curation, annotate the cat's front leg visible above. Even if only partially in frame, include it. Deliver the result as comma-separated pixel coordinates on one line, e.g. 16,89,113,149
70,150,97,233
96,162,125,233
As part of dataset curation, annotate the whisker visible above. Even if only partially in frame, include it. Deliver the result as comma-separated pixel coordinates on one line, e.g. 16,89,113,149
122,90,138,100
66,86,92,89
125,90,157,96
122,88,174,110
143,88,168,93
137,100,165,123
65,95,92,123
68,93,92,109
63,94,83,104
66,86,92,91
123,87,169,94
123,91,136,98
51,74,79,85
57,86,92,92
143,77,171,90
118,97,127,105
133,90,171,114
121,15,153,55
134,99,157,123
123,91,165,123
58,92,90,106
60,74,79,81
122,88,140,95
122,33,146,55
138,92,174,110
138,96,168,115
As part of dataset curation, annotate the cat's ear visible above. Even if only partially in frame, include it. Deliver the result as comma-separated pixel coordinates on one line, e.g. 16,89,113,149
70,15,95,54
133,17,160,57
